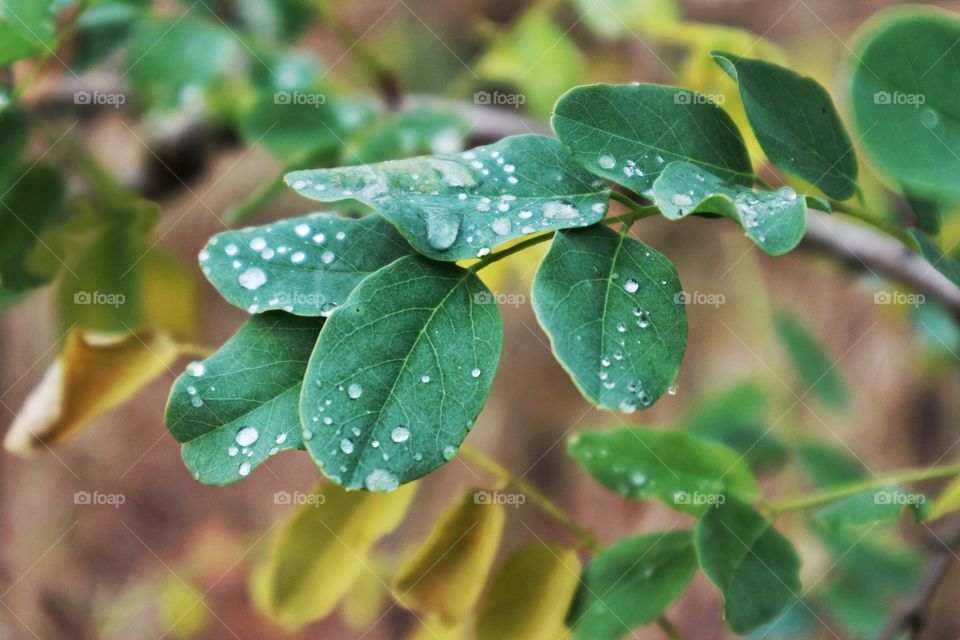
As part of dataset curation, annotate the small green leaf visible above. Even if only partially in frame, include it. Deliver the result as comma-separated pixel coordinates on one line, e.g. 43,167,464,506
695,496,802,635
285,134,609,261
200,212,414,316
911,229,960,286
532,225,687,413
300,255,502,490
712,52,858,200
392,490,504,621
849,9,960,200
797,440,866,488
774,312,848,410
650,161,807,256
0,0,59,65
475,542,581,640
552,83,753,195
813,484,926,529
568,427,758,514
351,107,469,163
567,531,697,640
680,381,788,472
165,313,323,485
240,88,343,158
905,189,942,234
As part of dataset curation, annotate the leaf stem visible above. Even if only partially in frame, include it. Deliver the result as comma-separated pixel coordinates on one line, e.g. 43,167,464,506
460,446,601,552
768,461,960,515
827,199,919,251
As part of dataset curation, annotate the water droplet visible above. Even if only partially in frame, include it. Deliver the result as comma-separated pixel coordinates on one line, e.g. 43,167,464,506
291,251,306,263
775,186,797,201
491,217,511,235
347,383,363,399
249,237,267,251
391,426,411,443
598,155,616,169
238,461,251,476
228,446,238,456
442,445,457,460
470,368,481,378
238,268,267,290
340,438,354,454
225,243,238,256
619,399,637,414
421,375,431,383
671,193,693,207
667,383,679,396
320,250,335,265
365,469,399,492
236,426,259,447
624,279,639,293
275,433,287,445
425,210,460,250
294,223,310,237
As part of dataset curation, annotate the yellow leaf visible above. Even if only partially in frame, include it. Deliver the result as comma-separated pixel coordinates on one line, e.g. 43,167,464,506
141,248,199,342
252,482,416,630
4,328,178,455
929,476,960,521
157,579,208,639
405,613,467,640
476,542,581,640
392,490,504,622
341,554,389,630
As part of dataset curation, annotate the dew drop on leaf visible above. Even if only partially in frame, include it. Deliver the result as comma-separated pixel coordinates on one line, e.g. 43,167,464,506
238,267,267,290
347,383,363,399
391,426,411,443
235,426,259,447
365,469,399,491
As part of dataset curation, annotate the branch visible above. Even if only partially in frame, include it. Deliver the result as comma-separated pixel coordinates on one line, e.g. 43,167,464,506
875,519,960,640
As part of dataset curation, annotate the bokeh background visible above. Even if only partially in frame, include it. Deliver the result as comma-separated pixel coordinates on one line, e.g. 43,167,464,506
3,0,960,638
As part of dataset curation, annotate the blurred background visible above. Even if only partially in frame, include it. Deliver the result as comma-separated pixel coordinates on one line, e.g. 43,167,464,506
3,0,960,638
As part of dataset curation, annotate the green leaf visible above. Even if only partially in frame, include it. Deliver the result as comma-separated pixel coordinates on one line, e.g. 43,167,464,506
711,52,857,200
695,496,802,635
905,189,942,234
474,10,585,116
774,312,848,410
392,489,504,621
911,228,960,286
285,134,609,261
552,83,753,195
650,161,807,256
567,531,697,640
252,482,416,629
200,212,414,317
813,484,926,529
240,88,343,158
849,9,960,201
125,17,244,105
300,255,502,490
351,107,469,163
568,426,758,515
165,313,323,485
531,225,687,413
0,163,67,292
797,440,866,488
0,0,59,65
680,381,788,472
475,542,581,640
